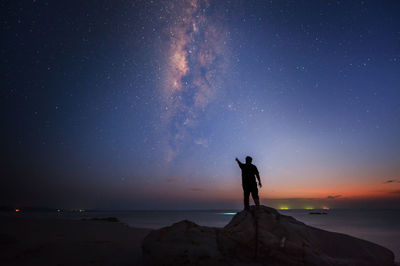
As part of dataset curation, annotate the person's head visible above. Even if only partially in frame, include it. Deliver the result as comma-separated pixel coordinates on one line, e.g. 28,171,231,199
245,156,252,164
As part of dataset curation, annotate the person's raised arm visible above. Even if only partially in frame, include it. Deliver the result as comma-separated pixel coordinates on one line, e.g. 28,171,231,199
235,157,243,168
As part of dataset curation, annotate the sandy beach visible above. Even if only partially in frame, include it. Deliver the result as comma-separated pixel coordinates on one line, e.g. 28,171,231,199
0,215,150,266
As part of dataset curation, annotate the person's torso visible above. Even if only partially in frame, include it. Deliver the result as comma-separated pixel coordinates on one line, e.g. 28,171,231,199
241,164,257,186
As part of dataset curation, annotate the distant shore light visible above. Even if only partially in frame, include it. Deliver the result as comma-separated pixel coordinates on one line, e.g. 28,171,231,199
279,206,290,210
217,212,237,215
15,208,20,212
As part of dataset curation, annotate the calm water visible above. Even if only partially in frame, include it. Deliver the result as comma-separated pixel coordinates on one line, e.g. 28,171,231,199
4,209,400,261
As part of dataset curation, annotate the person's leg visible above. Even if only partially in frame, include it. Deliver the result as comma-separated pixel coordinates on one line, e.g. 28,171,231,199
243,189,250,210
251,187,260,207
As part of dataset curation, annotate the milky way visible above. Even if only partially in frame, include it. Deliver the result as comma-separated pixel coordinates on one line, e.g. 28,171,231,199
2,0,400,210
160,0,228,161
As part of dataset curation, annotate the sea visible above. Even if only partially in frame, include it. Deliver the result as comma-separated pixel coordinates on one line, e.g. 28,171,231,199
4,208,400,261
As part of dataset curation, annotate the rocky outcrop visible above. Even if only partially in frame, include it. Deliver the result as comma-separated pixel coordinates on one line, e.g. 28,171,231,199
142,205,395,266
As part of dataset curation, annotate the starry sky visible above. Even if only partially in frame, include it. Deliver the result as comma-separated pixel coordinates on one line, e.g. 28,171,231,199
1,0,400,210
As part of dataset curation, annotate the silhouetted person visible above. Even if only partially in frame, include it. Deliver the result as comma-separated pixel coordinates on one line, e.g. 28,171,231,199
235,156,262,210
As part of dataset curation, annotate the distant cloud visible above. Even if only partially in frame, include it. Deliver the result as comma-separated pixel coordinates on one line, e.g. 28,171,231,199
389,190,400,195
384,179,400,184
326,195,342,200
194,138,209,148
166,177,179,183
190,187,204,192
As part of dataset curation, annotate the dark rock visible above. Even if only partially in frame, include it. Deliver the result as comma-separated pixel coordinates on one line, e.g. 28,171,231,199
142,205,395,265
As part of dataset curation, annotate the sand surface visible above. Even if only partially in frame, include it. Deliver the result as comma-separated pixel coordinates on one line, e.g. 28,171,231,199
0,215,150,266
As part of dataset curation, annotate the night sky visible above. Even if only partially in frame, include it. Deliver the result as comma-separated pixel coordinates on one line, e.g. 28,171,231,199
2,0,400,210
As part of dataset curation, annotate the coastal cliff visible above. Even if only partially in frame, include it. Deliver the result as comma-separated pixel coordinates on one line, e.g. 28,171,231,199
142,205,395,266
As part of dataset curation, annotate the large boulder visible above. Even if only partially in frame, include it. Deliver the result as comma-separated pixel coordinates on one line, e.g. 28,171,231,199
142,205,395,266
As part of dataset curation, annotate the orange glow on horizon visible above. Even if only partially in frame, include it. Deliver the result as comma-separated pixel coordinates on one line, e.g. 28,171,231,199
150,183,399,202
258,182,400,200
147,173,400,207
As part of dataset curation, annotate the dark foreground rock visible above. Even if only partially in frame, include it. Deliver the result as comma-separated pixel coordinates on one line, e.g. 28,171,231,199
142,205,395,266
